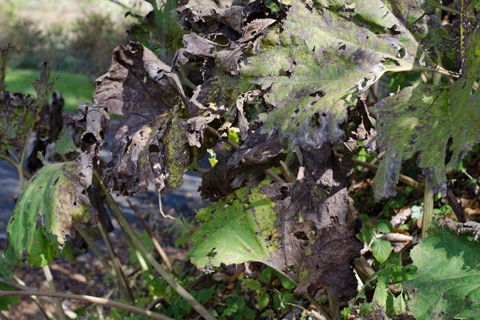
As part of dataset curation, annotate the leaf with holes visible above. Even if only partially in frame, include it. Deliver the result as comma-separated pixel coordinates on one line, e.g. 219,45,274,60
241,0,432,149
373,28,480,199
93,42,211,195
403,226,480,320
191,148,363,299
5,153,97,267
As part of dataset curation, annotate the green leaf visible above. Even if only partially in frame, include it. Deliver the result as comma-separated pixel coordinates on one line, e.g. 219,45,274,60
374,220,394,233
54,127,77,155
197,288,214,305
403,226,480,320
371,239,392,263
280,276,296,290
244,279,262,292
373,28,480,199
241,0,430,149
189,182,278,270
258,291,270,310
260,267,272,284
0,283,19,310
5,154,96,267
241,307,256,319
359,224,374,245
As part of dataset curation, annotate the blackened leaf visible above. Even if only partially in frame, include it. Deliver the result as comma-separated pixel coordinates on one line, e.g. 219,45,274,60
200,131,286,201
241,0,432,149
385,0,456,63
93,42,196,195
0,63,55,149
192,149,362,299
5,153,97,267
373,28,480,199
179,5,244,41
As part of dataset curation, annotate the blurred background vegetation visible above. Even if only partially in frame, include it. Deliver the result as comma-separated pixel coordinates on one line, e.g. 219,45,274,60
0,0,151,112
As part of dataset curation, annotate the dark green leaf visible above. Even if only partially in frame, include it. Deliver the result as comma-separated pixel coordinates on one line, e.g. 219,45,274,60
258,291,270,310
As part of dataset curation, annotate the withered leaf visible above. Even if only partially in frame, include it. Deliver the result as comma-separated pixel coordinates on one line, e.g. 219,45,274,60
0,63,56,149
191,148,362,299
200,131,286,201
94,42,202,195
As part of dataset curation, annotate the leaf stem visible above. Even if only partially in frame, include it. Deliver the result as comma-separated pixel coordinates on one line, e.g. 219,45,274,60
422,185,434,238
427,0,460,14
394,66,460,79
0,290,174,320
97,221,136,302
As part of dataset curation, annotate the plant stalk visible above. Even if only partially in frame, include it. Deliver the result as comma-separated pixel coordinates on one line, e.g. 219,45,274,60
304,292,332,320
124,195,176,275
0,290,173,320
422,185,434,238
97,221,136,302
105,193,215,320
42,265,67,320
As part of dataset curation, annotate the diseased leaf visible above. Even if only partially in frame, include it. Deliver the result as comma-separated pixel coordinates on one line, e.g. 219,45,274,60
404,226,480,320
373,28,480,199
191,149,363,299
200,131,286,201
241,0,431,149
0,63,55,149
5,153,97,267
93,42,201,195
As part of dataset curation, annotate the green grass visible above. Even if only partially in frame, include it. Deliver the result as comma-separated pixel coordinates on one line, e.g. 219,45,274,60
5,69,96,113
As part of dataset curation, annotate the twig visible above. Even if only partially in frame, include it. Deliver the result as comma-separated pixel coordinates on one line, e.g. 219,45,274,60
124,195,176,275
422,185,434,238
42,265,66,320
279,161,296,183
304,292,331,320
380,233,413,242
0,278,50,320
97,221,135,302
327,291,341,320
446,187,467,223
0,290,173,320
352,158,422,189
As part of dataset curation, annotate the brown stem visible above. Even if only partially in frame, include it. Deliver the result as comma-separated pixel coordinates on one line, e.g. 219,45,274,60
304,292,332,320
446,187,467,223
0,290,173,320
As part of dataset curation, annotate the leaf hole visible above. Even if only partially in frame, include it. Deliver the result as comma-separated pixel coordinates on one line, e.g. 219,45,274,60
387,25,401,35
79,172,85,178
81,189,87,195
149,145,161,153
280,186,288,200
73,201,77,206
53,177,60,185
397,47,406,58
338,44,346,51
293,231,308,241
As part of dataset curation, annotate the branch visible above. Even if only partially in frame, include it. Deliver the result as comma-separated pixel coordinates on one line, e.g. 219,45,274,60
0,290,173,320
352,158,422,189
